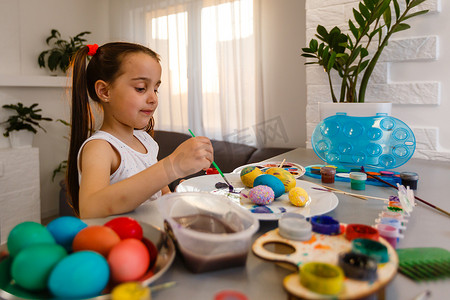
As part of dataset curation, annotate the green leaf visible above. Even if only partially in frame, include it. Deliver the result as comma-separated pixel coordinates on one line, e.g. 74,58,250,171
393,0,400,20
327,51,337,71
302,47,315,54
410,0,427,9
383,6,392,29
349,20,359,39
301,54,317,58
369,27,383,39
310,39,319,51
353,8,366,27
373,0,392,19
318,43,325,56
364,0,375,11
360,48,369,58
359,59,370,72
316,25,329,41
48,51,62,71
392,23,411,33
402,10,429,21
359,2,371,20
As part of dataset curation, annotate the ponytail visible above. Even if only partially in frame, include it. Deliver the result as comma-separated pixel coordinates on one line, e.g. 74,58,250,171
66,46,94,216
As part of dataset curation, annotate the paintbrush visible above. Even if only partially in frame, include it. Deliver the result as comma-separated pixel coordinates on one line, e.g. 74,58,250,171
188,129,234,192
311,187,389,202
314,183,368,200
279,159,286,168
360,167,450,217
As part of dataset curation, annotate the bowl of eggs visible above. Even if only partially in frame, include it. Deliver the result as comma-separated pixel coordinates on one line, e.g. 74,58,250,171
0,216,175,299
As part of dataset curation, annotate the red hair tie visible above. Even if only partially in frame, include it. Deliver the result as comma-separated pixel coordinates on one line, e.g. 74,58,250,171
87,44,99,56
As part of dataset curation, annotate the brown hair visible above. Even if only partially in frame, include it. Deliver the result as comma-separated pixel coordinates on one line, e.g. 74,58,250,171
66,42,160,216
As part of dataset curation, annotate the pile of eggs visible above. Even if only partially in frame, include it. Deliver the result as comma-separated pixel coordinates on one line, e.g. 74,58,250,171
2,216,158,299
240,166,309,207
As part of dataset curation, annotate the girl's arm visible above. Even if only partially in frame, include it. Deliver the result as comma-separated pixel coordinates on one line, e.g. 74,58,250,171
79,136,212,218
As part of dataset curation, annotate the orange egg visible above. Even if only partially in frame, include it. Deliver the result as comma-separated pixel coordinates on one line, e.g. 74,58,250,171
72,225,120,257
108,239,150,283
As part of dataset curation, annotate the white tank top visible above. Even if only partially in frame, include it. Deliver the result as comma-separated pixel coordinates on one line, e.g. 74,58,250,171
77,130,162,202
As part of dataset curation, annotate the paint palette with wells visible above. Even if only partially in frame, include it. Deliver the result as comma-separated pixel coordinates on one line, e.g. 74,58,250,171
311,114,416,170
252,218,398,299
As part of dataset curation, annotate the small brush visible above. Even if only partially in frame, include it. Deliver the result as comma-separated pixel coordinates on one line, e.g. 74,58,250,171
188,129,234,192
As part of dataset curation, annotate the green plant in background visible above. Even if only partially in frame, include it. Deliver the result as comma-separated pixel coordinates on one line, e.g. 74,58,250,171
2,102,53,137
38,29,91,73
52,119,70,181
301,0,428,103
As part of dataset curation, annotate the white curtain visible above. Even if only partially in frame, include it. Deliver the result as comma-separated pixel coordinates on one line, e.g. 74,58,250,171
109,0,264,146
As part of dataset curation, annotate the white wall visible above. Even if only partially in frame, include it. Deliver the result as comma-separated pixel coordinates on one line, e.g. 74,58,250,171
0,0,110,218
260,0,307,148
305,0,450,161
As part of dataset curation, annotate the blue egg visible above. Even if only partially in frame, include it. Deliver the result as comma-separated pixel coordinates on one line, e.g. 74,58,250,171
48,251,109,299
47,216,87,252
253,174,285,198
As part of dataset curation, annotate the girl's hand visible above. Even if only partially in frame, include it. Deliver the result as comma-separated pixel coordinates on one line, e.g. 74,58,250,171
168,136,213,178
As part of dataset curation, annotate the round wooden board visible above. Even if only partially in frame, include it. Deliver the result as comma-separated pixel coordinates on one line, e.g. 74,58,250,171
252,226,398,299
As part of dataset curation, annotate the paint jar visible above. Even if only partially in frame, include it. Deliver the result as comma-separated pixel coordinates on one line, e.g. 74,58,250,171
345,224,379,241
349,172,367,190
338,252,378,281
311,216,340,235
375,224,403,249
320,167,336,184
375,217,406,233
278,213,312,241
400,172,419,190
379,211,408,223
300,262,344,295
351,238,389,263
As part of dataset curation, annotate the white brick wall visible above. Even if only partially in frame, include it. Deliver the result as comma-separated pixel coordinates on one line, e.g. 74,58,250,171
304,0,449,161
0,147,41,243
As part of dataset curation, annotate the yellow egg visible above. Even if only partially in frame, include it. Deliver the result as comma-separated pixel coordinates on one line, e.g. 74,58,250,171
289,187,309,207
265,167,296,192
240,166,263,188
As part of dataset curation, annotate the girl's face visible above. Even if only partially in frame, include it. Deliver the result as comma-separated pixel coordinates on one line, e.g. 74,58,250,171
104,52,162,130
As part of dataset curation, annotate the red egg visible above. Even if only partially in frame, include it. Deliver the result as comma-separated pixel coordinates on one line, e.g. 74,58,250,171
108,239,150,283
104,217,143,240
72,225,121,257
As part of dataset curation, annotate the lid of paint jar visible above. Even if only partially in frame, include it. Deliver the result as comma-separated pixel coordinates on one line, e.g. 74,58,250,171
320,166,336,175
345,224,379,241
349,172,367,181
400,172,419,180
311,114,416,169
278,213,312,241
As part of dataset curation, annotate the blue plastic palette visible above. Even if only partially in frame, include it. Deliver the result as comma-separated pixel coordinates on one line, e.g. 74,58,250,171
311,113,416,169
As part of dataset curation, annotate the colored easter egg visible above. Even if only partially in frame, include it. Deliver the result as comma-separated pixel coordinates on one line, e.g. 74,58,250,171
7,222,55,257
111,282,151,300
253,174,285,198
142,237,158,270
11,244,67,291
72,225,121,257
240,166,263,188
265,167,297,192
248,185,275,205
108,238,150,283
48,251,109,299
289,187,309,207
104,217,143,240
47,216,88,252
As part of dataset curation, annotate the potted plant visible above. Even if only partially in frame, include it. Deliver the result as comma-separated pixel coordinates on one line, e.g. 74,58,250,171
301,0,428,116
38,29,91,74
1,102,53,148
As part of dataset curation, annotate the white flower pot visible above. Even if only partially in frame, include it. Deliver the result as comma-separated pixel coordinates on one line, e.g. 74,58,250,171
319,102,392,121
9,131,34,148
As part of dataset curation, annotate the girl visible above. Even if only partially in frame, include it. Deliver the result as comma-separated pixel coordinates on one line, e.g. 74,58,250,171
67,42,213,218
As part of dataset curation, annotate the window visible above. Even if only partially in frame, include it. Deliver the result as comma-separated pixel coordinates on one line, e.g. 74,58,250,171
147,0,256,142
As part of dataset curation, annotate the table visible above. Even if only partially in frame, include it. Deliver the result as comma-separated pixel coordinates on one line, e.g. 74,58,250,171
131,148,450,300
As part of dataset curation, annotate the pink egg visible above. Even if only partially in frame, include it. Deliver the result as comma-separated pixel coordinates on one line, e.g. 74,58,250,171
107,239,150,283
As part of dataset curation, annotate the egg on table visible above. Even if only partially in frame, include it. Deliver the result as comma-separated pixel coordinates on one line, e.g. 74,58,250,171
253,174,285,198
48,251,110,299
108,238,150,282
104,217,143,240
11,243,67,291
46,216,88,252
265,167,297,192
289,187,309,207
248,185,275,205
7,222,55,257
72,225,121,257
240,166,263,188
